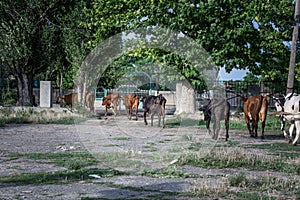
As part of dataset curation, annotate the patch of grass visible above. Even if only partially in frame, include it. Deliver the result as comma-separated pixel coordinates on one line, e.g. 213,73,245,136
229,115,282,132
142,145,158,152
0,107,90,125
178,147,300,174
138,166,195,178
39,116,88,124
93,152,145,169
4,117,31,124
245,142,300,159
0,168,123,185
232,192,277,200
228,173,299,198
111,137,131,141
228,172,248,187
164,117,204,128
10,152,98,170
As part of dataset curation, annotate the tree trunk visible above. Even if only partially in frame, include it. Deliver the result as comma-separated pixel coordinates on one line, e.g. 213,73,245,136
16,73,33,106
59,72,63,107
175,81,195,114
287,0,300,94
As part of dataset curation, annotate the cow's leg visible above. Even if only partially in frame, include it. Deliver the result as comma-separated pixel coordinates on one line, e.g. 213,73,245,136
253,120,258,138
151,113,154,126
288,123,295,143
144,110,148,125
129,107,132,120
293,121,300,145
215,121,221,140
212,120,218,140
244,115,252,136
261,120,265,139
111,105,117,117
104,106,108,117
206,118,211,135
158,113,161,127
281,116,288,137
135,106,138,121
225,117,229,141
161,111,165,128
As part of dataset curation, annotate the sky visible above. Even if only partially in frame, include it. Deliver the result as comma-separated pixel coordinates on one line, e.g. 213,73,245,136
218,67,248,81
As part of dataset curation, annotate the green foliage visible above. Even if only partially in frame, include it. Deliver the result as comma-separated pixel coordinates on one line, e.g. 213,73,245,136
83,0,293,87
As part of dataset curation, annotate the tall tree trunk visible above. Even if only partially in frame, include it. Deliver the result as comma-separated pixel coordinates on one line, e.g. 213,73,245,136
287,0,300,94
59,72,63,107
16,72,33,106
175,81,195,114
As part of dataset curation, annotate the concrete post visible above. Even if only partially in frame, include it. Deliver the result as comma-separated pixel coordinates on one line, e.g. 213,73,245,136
40,81,52,108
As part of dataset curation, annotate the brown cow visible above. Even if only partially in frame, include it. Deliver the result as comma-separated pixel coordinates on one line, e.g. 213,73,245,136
102,93,120,117
56,93,78,107
122,93,139,120
57,92,94,112
85,92,95,113
141,94,167,127
241,95,268,139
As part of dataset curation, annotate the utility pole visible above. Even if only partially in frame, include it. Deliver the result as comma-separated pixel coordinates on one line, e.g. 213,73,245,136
287,0,300,94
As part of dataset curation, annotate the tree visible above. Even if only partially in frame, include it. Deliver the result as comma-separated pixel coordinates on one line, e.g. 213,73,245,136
82,0,294,113
287,0,300,94
0,0,68,106
84,0,294,85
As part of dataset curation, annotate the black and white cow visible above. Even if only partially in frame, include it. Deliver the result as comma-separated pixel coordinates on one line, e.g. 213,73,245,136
274,93,300,145
141,94,167,127
201,98,230,141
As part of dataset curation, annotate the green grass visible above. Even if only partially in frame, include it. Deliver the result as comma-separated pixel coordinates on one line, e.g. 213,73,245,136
229,115,282,132
227,173,300,199
9,152,98,170
137,166,195,178
111,137,132,141
178,146,300,174
0,168,123,185
164,117,205,128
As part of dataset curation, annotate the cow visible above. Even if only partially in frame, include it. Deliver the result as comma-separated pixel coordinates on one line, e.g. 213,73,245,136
57,92,95,112
149,97,163,127
201,98,230,141
56,93,78,107
274,93,300,145
122,93,139,120
85,92,95,113
102,93,120,117
141,94,167,127
241,95,268,139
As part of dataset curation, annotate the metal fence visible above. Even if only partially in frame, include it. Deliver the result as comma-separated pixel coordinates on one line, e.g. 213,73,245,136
1,80,299,111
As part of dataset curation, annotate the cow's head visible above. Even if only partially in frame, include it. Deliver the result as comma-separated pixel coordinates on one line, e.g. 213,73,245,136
56,95,65,104
202,99,212,121
273,95,285,112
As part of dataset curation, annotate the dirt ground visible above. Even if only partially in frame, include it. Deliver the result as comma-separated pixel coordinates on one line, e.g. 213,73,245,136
0,114,298,200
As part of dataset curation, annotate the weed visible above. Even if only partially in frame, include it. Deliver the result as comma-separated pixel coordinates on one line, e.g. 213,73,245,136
138,166,194,178
228,172,248,187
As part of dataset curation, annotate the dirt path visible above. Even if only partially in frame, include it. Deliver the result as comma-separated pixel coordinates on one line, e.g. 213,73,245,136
0,116,296,200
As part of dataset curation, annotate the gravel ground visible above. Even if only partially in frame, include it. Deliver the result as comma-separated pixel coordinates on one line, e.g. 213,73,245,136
0,114,297,200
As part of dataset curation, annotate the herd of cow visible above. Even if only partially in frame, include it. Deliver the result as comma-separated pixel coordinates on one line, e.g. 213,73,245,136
202,92,300,146
57,91,300,146
56,92,167,127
